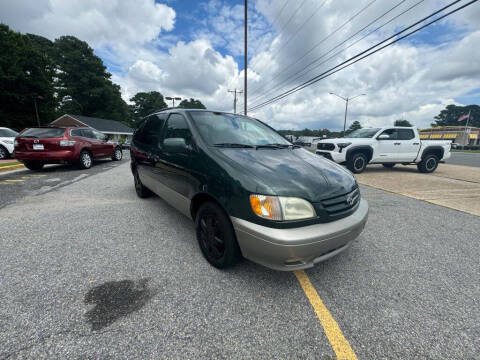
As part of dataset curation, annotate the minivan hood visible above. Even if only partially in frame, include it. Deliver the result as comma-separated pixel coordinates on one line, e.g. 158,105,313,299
217,147,356,202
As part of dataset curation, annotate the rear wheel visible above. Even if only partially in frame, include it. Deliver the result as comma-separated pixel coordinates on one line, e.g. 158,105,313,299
24,161,44,171
418,154,439,173
133,167,153,198
0,146,8,160
382,163,395,168
79,150,93,169
347,153,368,174
112,147,122,161
196,202,240,269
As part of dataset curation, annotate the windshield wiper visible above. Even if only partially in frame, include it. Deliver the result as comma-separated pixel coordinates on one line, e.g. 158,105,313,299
255,143,300,149
213,143,255,148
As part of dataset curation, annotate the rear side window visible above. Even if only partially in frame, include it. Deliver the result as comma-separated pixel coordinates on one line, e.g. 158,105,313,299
70,129,83,137
135,114,166,147
81,129,95,139
398,129,415,140
21,128,66,138
163,114,192,144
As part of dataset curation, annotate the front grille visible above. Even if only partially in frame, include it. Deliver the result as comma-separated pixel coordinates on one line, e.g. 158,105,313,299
317,143,335,151
321,187,360,216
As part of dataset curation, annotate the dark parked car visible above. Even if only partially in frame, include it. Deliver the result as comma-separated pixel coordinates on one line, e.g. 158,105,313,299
15,127,123,170
130,109,368,270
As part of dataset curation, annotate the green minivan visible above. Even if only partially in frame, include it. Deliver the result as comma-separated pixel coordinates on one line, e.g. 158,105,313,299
130,109,368,271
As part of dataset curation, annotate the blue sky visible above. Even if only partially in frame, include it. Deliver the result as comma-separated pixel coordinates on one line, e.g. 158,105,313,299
1,0,479,129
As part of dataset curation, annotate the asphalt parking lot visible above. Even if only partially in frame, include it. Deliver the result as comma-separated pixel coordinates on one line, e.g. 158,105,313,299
1,159,479,359
446,151,480,167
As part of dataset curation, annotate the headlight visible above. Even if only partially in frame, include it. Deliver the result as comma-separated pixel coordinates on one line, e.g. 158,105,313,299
337,142,351,153
249,195,316,221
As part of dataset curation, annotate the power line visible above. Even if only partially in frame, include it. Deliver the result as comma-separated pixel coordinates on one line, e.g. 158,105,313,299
249,0,420,105
249,0,475,112
248,0,378,97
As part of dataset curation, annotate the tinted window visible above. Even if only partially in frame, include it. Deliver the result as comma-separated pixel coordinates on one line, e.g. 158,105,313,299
82,129,95,139
0,128,19,137
398,129,415,140
136,115,166,147
93,130,106,140
70,129,83,137
163,114,192,144
21,128,66,138
379,129,398,140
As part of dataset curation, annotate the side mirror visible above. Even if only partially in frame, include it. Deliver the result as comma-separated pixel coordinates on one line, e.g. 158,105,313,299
163,137,190,154
377,134,390,140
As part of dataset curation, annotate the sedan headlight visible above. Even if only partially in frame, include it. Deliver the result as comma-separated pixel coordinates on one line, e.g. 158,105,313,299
249,194,316,221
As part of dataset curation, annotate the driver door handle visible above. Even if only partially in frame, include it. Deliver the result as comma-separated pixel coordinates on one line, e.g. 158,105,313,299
394,142,401,145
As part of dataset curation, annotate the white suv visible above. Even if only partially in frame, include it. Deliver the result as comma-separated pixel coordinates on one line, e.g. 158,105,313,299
0,127,18,159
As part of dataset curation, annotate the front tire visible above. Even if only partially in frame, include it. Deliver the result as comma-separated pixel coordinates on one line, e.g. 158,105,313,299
24,161,44,171
418,154,439,173
382,163,395,168
347,153,368,174
79,150,93,169
196,202,240,269
0,146,9,160
112,147,122,161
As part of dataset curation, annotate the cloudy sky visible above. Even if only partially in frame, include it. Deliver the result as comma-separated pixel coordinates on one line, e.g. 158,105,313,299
1,0,479,130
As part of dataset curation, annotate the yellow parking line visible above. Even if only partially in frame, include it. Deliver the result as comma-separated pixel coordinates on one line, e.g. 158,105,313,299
294,270,357,360
4,179,24,182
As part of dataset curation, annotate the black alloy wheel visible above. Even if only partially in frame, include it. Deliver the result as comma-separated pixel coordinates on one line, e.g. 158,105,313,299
196,202,240,269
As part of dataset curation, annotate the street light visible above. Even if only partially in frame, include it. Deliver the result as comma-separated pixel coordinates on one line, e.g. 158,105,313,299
329,92,366,137
165,96,182,107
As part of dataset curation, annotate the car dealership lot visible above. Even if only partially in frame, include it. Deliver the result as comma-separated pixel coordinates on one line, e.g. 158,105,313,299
0,162,479,359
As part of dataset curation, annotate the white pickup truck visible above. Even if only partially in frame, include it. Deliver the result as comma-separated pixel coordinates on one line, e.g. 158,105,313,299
315,127,452,174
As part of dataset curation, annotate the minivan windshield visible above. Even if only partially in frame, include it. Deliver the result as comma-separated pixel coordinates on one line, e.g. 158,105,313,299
190,112,290,147
345,128,380,138
20,128,66,138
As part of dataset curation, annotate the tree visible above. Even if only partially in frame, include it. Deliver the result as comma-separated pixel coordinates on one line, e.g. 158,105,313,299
0,25,56,130
178,98,206,109
432,104,480,127
53,36,129,122
346,121,362,134
129,91,167,125
394,119,413,127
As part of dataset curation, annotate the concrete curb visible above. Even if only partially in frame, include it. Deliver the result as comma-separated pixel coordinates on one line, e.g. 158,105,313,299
0,164,25,173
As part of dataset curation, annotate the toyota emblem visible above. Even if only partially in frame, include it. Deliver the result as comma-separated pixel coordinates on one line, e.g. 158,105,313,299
346,194,354,205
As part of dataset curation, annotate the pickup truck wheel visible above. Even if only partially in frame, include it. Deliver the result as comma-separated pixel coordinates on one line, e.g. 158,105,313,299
196,202,240,269
418,154,439,173
0,146,8,159
24,161,44,171
79,150,93,169
382,163,395,168
347,153,368,174
133,168,153,198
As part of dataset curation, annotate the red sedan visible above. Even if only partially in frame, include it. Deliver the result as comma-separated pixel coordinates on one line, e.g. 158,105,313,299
14,127,123,170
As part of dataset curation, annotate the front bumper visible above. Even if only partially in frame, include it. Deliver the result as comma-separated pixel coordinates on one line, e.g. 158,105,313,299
231,199,368,271
316,150,346,163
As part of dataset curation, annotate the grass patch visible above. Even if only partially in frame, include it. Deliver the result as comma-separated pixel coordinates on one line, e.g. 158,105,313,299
452,149,480,153
0,161,21,168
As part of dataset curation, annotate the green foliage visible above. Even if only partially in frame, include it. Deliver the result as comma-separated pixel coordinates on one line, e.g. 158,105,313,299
394,119,413,127
129,91,167,125
178,98,206,109
432,104,480,127
0,25,56,130
346,120,362,134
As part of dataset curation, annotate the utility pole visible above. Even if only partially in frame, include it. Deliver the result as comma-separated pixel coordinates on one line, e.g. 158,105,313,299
33,95,43,126
244,0,247,116
329,92,366,137
228,89,243,114
165,96,182,107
